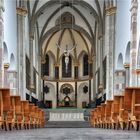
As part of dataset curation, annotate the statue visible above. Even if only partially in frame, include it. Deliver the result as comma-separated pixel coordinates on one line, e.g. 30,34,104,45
56,44,77,73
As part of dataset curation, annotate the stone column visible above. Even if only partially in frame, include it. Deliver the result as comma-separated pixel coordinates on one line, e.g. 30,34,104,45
75,81,77,107
88,59,93,78
55,64,59,107
0,0,4,88
56,82,59,107
124,63,130,87
98,36,103,90
130,0,138,87
55,64,59,80
89,80,91,103
4,63,9,87
105,6,116,100
74,63,78,107
16,6,27,99
38,55,42,101
74,63,78,79
136,69,140,86
29,36,35,101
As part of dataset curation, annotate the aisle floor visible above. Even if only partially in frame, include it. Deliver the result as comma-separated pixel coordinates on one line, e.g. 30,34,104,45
0,128,140,140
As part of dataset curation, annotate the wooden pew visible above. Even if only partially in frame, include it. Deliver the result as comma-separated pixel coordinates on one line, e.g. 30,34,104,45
91,108,98,128
100,103,106,128
97,106,102,128
111,96,121,129
21,101,30,129
90,109,94,127
37,108,42,128
124,87,140,131
0,88,11,131
10,96,23,130
41,110,45,128
34,106,40,128
116,94,129,130
104,100,113,129
29,103,36,128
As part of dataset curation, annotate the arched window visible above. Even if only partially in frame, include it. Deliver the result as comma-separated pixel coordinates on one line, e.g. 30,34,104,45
117,53,123,70
83,54,89,76
42,54,49,76
62,55,72,77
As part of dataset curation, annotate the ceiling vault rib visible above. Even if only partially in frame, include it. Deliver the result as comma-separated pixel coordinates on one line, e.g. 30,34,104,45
39,4,95,43
32,0,39,17
75,30,90,56
57,29,66,63
68,29,77,61
95,0,103,34
40,5,66,40
71,5,94,39
42,31,57,62
30,0,99,38
40,24,93,51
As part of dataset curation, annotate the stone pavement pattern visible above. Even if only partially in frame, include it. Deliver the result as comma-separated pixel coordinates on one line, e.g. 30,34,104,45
0,128,140,140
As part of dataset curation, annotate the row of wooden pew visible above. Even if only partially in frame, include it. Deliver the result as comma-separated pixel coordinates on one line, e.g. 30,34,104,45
0,88,45,131
90,87,140,131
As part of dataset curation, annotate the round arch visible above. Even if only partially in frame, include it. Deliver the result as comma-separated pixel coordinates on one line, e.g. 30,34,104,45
137,39,140,68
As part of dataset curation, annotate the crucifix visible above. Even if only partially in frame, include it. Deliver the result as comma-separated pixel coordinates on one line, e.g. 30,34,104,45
56,44,77,73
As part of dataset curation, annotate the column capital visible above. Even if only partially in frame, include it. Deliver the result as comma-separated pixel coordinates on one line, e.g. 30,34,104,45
136,68,140,74
98,34,103,40
124,63,130,68
74,63,79,66
54,63,60,67
105,6,116,16
4,63,10,69
29,84,35,91
41,58,46,64
16,7,28,16
29,33,34,40
88,59,93,64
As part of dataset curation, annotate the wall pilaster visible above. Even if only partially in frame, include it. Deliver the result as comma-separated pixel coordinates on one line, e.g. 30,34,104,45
124,63,130,87
29,36,35,92
17,6,27,99
0,0,4,88
129,0,138,87
105,5,116,100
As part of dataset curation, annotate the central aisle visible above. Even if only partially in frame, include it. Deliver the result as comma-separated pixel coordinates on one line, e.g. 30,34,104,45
0,128,140,140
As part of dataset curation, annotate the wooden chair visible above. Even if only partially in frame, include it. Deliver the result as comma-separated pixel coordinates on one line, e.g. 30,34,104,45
21,101,30,129
41,110,45,128
111,96,121,129
29,103,36,128
104,100,113,129
37,108,42,128
0,88,11,131
124,87,140,131
97,106,102,128
89,110,94,127
10,96,23,130
100,103,106,128
91,108,98,128
116,94,129,130
34,106,39,128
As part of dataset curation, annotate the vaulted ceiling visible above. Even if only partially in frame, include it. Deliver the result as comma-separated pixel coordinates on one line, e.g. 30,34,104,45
27,0,105,63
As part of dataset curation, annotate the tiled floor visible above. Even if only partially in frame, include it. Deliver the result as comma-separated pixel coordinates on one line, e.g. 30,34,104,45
0,128,140,140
